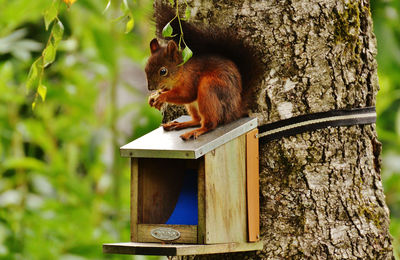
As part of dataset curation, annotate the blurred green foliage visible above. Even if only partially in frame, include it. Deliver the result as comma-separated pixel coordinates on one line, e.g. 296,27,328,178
0,0,399,259
0,0,162,259
372,0,400,258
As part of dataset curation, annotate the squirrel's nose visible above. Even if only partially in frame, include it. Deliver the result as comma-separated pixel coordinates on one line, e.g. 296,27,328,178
146,79,154,91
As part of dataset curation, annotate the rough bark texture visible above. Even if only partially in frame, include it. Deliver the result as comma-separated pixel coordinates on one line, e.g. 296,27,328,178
157,0,394,259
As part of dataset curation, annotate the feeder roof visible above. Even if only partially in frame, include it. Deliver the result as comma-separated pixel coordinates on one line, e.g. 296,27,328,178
120,116,257,159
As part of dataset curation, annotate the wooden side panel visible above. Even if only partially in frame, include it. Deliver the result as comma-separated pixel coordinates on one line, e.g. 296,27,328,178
197,157,206,244
246,129,260,242
131,158,139,242
137,224,197,244
204,135,247,244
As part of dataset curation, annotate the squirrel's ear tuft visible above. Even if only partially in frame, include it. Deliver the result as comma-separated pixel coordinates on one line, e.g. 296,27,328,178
166,40,179,60
150,38,160,54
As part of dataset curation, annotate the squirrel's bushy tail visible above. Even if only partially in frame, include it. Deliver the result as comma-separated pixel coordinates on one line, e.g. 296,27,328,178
154,2,264,111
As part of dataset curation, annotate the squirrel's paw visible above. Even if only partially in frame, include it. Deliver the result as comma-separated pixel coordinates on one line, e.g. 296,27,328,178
162,121,180,131
148,90,168,110
152,95,166,110
148,91,160,107
153,100,164,110
180,130,202,141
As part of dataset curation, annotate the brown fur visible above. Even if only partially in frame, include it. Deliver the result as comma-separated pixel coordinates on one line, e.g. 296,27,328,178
153,2,264,109
145,3,263,140
145,40,245,140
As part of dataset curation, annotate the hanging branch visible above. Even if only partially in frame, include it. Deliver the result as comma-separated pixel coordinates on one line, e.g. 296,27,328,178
162,0,192,65
26,0,68,109
27,0,136,109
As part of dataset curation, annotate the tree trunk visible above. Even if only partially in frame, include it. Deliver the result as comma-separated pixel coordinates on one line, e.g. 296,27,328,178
157,0,394,258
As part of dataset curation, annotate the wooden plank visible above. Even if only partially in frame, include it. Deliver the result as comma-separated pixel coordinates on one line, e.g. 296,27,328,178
131,158,139,242
137,224,197,244
197,157,206,244
204,135,247,244
120,116,257,159
246,129,260,242
103,241,264,256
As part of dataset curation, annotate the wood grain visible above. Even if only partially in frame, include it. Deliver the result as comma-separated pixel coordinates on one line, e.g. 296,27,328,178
204,134,247,244
246,128,260,242
103,241,264,256
137,224,197,244
131,158,139,242
197,157,206,244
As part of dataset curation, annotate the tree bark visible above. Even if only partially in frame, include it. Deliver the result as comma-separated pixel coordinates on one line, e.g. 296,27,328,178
157,0,394,258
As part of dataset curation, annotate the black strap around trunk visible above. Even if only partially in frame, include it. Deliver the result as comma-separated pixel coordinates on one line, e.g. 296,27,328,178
258,107,376,142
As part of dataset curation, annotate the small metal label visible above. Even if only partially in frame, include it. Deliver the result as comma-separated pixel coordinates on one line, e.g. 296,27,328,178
150,227,181,241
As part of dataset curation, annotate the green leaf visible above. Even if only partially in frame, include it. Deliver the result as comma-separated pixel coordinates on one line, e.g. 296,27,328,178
42,20,63,68
181,45,193,65
169,0,174,5
162,22,173,38
44,0,58,30
43,43,56,67
38,84,47,101
125,17,134,34
3,157,46,171
52,20,64,45
185,6,191,20
26,58,42,90
103,0,112,14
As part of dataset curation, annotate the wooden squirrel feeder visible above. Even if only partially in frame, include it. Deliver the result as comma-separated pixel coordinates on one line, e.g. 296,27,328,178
103,116,262,256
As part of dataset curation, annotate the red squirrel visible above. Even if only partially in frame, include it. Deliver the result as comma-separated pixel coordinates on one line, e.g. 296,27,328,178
146,39,245,140
145,3,262,140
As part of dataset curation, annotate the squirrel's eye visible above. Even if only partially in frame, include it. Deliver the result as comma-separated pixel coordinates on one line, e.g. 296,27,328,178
159,67,168,76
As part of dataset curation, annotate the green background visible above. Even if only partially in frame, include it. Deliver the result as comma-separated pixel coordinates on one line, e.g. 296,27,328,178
0,0,399,259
